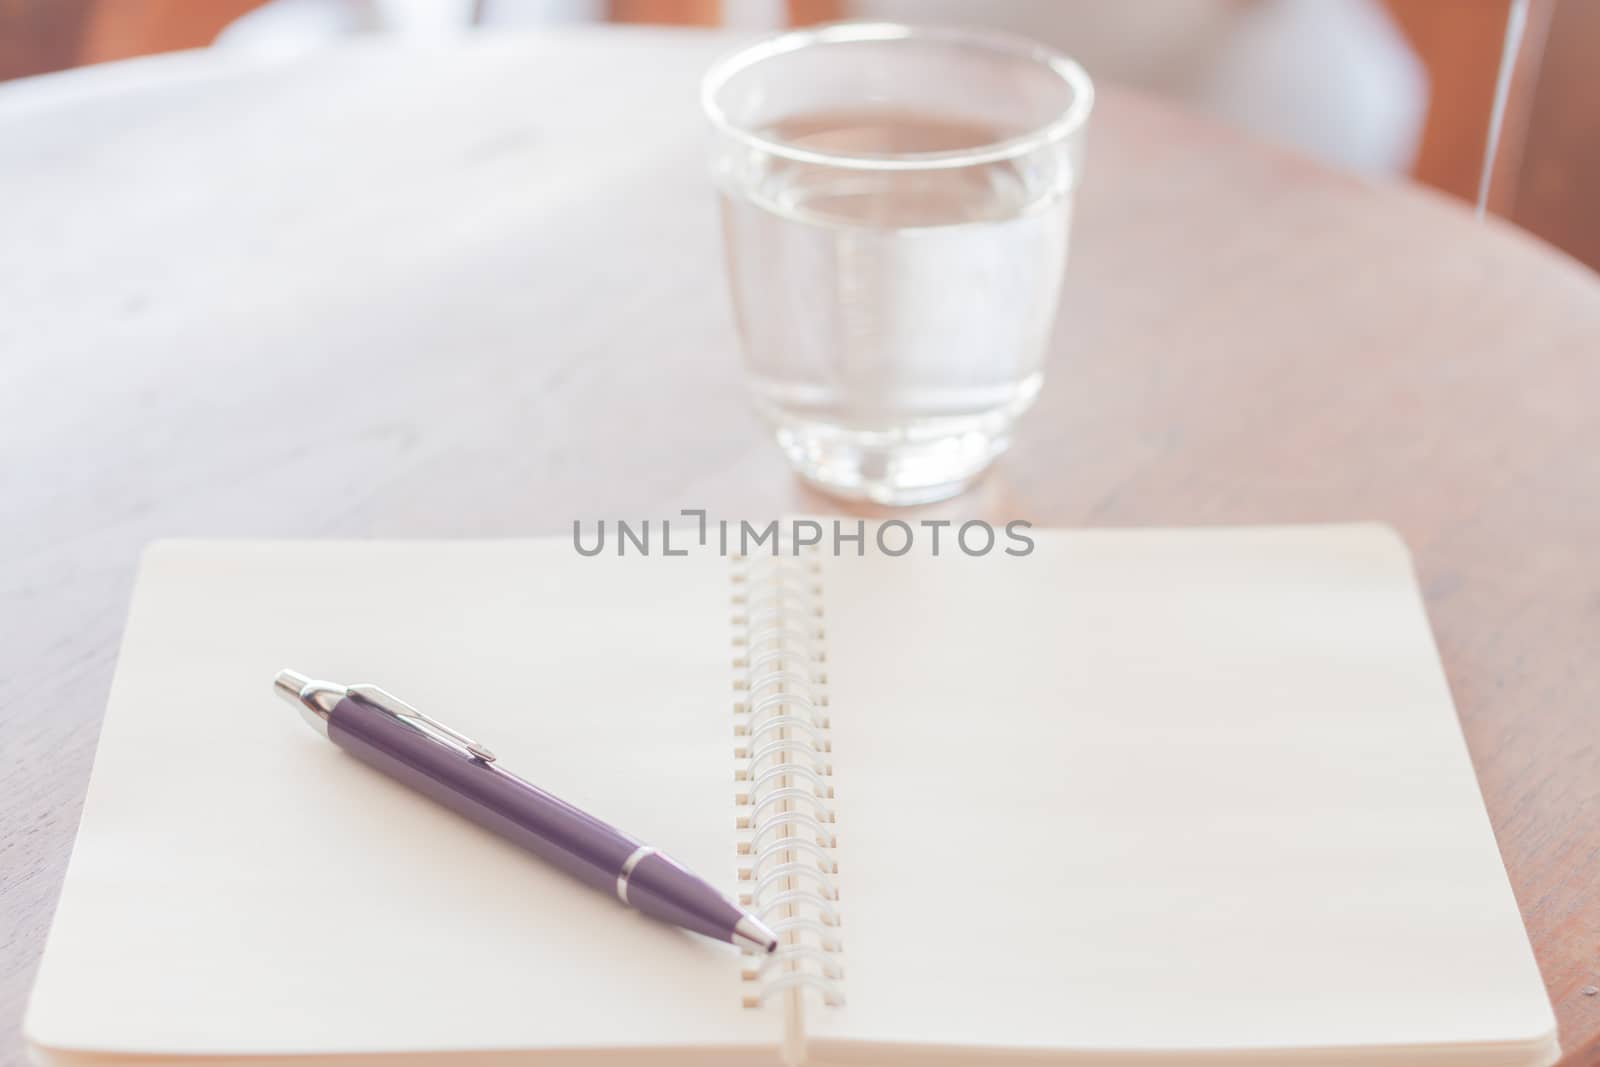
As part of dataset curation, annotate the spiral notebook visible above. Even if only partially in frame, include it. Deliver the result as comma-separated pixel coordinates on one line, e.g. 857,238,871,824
26,525,1558,1066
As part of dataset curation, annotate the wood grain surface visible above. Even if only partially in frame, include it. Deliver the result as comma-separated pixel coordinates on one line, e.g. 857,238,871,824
1,26,1597,1066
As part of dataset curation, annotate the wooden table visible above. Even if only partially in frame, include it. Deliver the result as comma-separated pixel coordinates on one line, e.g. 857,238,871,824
2,26,1598,1066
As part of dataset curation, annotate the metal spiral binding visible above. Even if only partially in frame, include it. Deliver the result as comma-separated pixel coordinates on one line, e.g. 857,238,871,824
732,547,844,1009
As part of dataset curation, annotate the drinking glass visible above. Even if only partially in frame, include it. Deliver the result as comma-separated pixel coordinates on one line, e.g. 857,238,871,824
703,23,1093,505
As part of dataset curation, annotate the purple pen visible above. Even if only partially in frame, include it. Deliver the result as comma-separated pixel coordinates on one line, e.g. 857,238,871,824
273,670,779,955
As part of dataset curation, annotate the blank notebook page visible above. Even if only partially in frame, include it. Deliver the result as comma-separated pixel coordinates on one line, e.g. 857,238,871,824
811,525,1556,1065
25,541,772,1064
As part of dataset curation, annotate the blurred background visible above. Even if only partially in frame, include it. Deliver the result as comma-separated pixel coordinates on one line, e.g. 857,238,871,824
1,0,1596,270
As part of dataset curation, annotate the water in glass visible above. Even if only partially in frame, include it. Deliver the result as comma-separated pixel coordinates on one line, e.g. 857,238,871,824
718,109,1072,505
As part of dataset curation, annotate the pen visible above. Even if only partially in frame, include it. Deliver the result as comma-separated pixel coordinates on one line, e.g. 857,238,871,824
273,670,779,955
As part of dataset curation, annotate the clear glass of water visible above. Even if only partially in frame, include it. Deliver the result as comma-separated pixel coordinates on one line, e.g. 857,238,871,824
703,23,1093,506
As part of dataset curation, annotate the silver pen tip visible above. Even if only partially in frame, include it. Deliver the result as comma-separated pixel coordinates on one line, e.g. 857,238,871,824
733,914,780,955
272,670,344,738
274,669,312,703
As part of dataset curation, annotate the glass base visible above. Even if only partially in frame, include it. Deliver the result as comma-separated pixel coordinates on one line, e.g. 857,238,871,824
773,419,1013,506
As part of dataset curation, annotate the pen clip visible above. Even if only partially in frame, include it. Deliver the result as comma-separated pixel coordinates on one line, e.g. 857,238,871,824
346,684,497,763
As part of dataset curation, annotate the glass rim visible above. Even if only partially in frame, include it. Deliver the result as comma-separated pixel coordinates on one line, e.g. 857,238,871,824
700,22,1095,172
